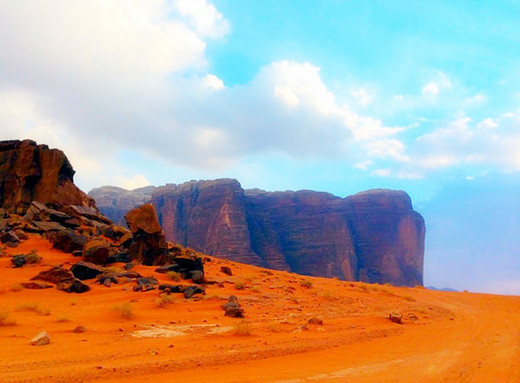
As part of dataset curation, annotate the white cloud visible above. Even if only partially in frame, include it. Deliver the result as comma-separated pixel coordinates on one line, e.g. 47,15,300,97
422,82,441,96
351,87,373,106
175,0,230,38
421,72,451,96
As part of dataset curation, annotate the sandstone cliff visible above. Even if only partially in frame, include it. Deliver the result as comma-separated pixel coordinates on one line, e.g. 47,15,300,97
88,185,156,226
0,140,94,213
148,179,425,286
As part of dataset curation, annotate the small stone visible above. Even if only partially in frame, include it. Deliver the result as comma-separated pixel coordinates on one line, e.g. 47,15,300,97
389,312,402,324
72,326,87,333
220,266,232,276
31,331,50,346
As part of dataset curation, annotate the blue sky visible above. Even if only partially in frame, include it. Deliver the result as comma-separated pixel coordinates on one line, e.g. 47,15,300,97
1,0,519,293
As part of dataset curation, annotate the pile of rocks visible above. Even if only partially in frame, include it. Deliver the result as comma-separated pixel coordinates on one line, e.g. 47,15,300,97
2,201,205,294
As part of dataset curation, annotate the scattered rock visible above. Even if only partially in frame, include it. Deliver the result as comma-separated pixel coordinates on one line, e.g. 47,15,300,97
31,331,50,346
31,266,75,284
72,325,87,333
1,230,19,244
222,295,244,318
11,254,27,268
220,266,232,276
134,276,158,292
21,281,53,289
190,270,205,284
83,238,113,265
70,261,104,280
49,230,87,253
307,317,323,326
57,278,90,293
389,312,403,324
184,285,206,298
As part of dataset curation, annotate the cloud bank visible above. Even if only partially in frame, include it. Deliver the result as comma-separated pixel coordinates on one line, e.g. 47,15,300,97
0,0,519,191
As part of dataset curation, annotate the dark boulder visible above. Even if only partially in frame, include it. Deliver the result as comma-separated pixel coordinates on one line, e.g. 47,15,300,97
83,238,113,265
1,230,19,244
49,230,87,253
11,254,27,268
70,261,104,280
58,278,90,293
184,285,205,298
31,266,75,284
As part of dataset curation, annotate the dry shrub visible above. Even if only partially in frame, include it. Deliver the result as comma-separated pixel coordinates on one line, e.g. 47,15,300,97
156,293,174,308
234,281,246,290
233,319,252,336
166,271,182,282
56,315,71,322
112,302,134,319
300,279,313,288
10,284,23,292
0,310,16,326
15,302,50,316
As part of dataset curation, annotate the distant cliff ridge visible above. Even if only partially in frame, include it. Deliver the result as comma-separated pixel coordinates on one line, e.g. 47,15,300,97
90,179,425,286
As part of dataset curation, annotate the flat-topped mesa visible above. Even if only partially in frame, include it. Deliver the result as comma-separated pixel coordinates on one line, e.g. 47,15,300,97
0,139,94,213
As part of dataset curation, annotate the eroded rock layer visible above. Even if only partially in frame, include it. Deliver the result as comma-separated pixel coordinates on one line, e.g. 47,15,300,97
147,179,425,286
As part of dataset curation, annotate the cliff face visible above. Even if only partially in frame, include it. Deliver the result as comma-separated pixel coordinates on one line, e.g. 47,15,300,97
152,180,263,265
0,140,94,213
147,179,425,286
88,185,156,226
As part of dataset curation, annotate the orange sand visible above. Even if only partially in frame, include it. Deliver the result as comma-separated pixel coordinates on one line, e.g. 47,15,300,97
1,237,520,382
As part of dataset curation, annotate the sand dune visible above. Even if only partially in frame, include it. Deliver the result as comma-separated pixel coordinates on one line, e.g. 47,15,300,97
1,237,519,382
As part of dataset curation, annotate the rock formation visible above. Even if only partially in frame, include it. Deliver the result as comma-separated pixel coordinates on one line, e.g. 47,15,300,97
143,179,424,286
0,140,94,214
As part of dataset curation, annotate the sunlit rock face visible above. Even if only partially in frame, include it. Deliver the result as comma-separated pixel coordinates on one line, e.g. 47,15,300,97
149,179,425,287
0,140,94,214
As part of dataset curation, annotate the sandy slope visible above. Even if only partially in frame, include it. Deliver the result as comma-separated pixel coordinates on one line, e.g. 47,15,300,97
1,237,519,382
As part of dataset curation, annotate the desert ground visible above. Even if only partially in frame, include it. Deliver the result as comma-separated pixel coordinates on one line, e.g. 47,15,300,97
1,237,520,383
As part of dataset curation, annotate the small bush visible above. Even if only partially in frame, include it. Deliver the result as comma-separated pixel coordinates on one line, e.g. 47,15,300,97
112,302,134,319
234,281,246,290
300,279,313,288
233,319,252,336
156,293,174,308
56,315,71,322
166,271,182,282
0,310,16,326
10,284,23,292
15,302,50,316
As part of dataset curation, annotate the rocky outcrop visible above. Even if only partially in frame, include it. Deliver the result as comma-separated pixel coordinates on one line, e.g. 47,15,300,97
0,140,94,214
124,203,169,266
88,185,155,226
152,180,424,286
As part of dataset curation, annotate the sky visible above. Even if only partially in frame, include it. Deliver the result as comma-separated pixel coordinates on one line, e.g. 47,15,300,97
1,0,520,294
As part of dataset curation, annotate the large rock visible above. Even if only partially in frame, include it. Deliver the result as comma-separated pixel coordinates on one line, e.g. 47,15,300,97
92,179,426,286
83,238,113,265
0,140,95,214
124,204,168,265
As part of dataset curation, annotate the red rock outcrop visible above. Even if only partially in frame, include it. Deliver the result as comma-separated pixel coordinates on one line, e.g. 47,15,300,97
0,140,94,213
147,179,425,286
